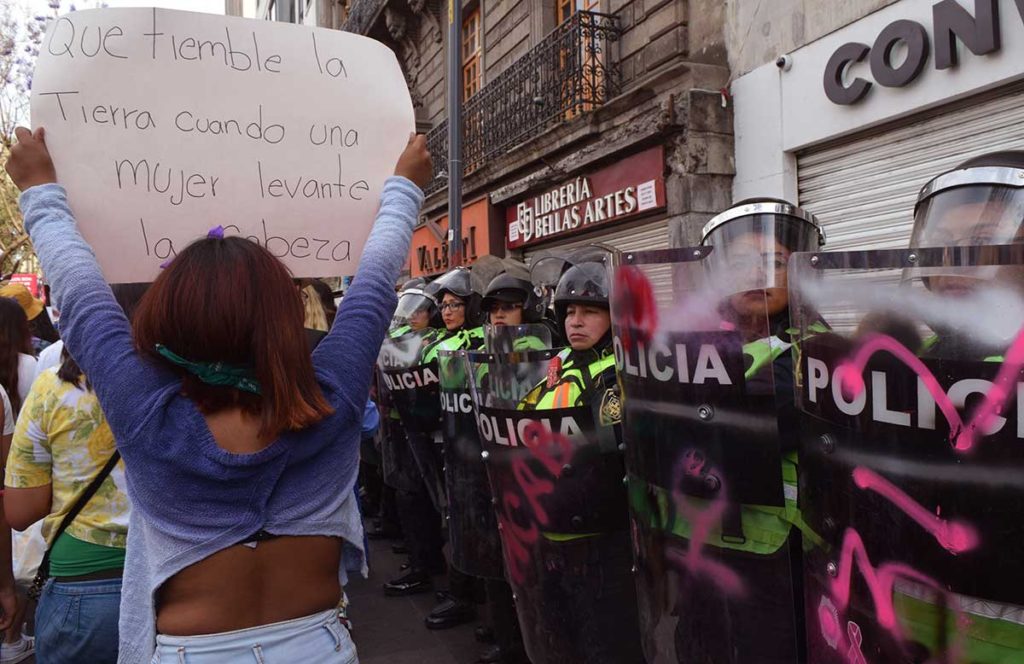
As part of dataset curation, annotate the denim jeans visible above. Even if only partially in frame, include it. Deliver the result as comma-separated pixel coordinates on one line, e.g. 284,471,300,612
152,609,357,663
35,577,122,664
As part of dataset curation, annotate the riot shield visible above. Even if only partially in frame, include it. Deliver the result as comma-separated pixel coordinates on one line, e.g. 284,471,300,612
466,348,643,664
378,330,446,511
790,244,1024,663
375,370,421,493
439,347,503,579
439,324,557,579
609,246,801,664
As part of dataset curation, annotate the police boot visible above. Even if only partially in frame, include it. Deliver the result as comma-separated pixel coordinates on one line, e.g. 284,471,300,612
424,596,477,630
477,644,528,663
383,568,433,597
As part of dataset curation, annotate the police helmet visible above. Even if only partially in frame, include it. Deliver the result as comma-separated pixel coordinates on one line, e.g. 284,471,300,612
701,198,824,295
482,272,546,324
431,266,485,328
911,151,1024,249
552,260,610,331
392,277,440,330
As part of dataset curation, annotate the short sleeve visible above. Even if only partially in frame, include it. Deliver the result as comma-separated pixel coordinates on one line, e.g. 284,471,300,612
4,374,54,489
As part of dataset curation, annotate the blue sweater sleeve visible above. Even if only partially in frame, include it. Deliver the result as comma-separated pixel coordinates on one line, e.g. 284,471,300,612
313,176,422,413
19,184,174,442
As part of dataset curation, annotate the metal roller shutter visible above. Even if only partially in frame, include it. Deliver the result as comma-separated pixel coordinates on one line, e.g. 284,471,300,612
797,83,1024,252
521,217,672,303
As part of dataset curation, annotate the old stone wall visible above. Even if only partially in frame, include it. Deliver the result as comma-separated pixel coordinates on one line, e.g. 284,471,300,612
723,0,899,78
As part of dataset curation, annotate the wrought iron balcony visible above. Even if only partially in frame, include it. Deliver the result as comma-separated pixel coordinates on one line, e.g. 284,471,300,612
424,11,621,196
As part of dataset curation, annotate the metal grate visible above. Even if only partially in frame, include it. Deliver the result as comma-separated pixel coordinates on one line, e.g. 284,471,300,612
421,11,621,196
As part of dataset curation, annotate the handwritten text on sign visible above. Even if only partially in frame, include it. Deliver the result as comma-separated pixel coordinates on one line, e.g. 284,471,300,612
31,8,415,283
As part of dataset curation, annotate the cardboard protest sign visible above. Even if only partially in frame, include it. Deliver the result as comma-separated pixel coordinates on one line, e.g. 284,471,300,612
31,8,415,283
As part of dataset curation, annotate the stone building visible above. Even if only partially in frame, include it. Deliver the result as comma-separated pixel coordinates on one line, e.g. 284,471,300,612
332,0,732,285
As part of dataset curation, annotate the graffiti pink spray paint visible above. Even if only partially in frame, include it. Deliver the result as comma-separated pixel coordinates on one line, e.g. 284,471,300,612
818,466,980,661
496,421,573,584
851,467,979,555
664,449,746,596
835,329,1024,451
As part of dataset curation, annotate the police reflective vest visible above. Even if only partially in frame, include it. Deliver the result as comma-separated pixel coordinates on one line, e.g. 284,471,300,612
520,346,616,410
627,332,820,556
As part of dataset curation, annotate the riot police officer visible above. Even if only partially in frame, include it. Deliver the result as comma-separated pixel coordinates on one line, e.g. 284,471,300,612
380,277,450,595
476,250,644,664
799,150,1024,663
480,268,563,349
419,267,490,630
611,200,824,664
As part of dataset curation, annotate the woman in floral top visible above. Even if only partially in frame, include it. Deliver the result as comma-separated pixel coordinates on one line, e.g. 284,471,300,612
4,287,140,664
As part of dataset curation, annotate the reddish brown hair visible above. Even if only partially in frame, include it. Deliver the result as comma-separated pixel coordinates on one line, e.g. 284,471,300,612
133,237,333,436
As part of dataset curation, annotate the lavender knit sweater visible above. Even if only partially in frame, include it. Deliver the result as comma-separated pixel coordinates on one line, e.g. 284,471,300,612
20,177,423,663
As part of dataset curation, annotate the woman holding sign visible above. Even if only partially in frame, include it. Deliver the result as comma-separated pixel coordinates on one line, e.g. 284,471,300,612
5,127,432,663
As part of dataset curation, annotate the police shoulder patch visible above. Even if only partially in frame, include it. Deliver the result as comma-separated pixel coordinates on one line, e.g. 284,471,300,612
599,388,622,426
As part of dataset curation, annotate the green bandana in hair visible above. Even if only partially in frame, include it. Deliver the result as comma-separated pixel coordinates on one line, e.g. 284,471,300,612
155,344,262,395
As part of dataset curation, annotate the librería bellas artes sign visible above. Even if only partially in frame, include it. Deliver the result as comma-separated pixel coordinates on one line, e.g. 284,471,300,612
506,146,666,250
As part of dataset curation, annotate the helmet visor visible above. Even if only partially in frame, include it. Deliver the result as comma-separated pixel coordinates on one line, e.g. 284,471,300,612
702,214,822,295
392,289,436,328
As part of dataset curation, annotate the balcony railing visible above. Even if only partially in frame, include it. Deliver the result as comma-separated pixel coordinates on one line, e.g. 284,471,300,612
425,11,621,196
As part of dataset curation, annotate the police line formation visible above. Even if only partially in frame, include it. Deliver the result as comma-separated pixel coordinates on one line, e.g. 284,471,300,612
376,149,1024,664
5,126,1024,663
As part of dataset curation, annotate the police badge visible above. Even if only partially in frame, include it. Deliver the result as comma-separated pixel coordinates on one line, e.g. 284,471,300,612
599,387,622,426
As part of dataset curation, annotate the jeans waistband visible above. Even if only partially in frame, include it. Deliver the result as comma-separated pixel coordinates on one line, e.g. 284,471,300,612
47,577,124,595
156,609,340,648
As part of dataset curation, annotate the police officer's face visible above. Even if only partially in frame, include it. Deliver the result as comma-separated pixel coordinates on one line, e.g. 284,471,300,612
922,201,1016,297
724,232,790,318
489,300,524,326
409,307,430,331
565,303,610,351
440,293,466,330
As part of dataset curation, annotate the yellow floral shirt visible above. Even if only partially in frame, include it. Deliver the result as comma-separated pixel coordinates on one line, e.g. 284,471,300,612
5,369,129,548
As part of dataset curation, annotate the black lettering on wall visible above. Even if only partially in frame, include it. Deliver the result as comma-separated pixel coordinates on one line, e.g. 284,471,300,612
869,20,930,88
932,0,1000,69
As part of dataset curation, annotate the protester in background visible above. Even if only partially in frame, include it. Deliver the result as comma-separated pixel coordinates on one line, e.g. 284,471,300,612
0,383,25,662
0,299,36,411
6,127,431,662
309,280,339,328
0,283,58,353
5,344,131,663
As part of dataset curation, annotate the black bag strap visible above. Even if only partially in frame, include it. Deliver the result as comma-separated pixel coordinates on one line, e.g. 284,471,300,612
37,450,122,574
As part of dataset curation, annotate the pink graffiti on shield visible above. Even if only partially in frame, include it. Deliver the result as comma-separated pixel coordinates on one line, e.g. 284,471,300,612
664,449,746,596
497,421,573,585
852,467,978,555
819,466,979,660
834,329,1024,452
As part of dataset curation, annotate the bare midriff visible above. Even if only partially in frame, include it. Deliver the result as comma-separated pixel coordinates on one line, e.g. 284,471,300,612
156,535,343,636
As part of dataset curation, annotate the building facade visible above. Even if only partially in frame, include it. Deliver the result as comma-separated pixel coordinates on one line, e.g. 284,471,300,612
323,0,730,283
728,0,1024,251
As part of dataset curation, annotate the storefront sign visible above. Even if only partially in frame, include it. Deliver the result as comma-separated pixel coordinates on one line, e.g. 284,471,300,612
10,274,39,297
824,0,1014,105
506,147,665,250
411,198,499,277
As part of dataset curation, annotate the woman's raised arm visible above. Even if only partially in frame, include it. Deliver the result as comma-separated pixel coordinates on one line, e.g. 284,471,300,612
312,135,431,414
6,127,173,440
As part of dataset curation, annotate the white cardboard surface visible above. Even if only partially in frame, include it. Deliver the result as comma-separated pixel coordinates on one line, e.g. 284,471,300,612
31,8,415,283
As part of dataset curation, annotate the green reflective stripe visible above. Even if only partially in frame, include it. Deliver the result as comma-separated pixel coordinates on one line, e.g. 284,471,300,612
532,351,614,409
895,592,1024,660
542,531,602,542
627,477,793,555
743,337,790,381
389,325,412,339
